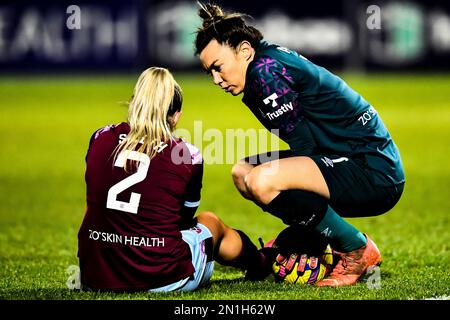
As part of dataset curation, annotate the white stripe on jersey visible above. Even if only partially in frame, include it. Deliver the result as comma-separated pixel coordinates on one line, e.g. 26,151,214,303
184,200,200,208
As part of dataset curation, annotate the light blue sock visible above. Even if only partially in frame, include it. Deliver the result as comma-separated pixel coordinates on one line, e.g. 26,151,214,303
314,205,367,252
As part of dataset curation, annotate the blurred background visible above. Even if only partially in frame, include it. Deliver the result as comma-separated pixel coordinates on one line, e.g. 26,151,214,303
0,0,449,299
1,0,450,72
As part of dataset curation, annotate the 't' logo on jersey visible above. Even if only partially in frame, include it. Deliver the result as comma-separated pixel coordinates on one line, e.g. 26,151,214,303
263,93,279,107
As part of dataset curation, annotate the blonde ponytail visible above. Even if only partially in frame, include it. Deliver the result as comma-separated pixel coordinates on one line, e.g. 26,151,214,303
115,67,182,170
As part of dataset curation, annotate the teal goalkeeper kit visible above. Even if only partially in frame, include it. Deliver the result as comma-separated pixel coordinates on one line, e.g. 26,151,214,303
242,41,405,187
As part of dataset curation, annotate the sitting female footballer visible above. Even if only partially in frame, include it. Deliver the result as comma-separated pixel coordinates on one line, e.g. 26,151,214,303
194,3,405,287
77,67,263,292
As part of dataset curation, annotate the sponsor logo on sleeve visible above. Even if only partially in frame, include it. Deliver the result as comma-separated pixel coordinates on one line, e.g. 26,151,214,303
263,93,279,107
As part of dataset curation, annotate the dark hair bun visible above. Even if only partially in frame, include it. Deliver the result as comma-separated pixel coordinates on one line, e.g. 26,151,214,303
198,3,225,28
194,2,263,55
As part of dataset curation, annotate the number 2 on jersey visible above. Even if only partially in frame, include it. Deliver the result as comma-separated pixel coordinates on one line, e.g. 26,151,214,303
106,151,150,214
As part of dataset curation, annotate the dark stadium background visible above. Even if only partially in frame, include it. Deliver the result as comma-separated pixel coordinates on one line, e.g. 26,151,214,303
1,0,450,73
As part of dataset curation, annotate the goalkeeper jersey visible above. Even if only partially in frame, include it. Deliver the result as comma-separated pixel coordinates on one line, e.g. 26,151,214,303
242,41,405,186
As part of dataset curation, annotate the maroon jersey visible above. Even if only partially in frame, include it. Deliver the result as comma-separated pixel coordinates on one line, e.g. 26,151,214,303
78,122,203,291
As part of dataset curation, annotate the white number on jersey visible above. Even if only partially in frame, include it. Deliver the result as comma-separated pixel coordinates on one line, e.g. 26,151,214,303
106,151,150,214
277,46,308,60
277,46,291,53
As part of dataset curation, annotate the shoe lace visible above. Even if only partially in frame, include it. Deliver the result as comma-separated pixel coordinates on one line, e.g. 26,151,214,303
329,252,347,276
329,250,361,276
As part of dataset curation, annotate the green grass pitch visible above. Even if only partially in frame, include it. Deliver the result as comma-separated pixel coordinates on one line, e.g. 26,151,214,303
0,73,449,300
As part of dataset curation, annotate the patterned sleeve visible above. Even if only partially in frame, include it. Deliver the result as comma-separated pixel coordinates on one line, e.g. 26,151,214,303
246,56,317,155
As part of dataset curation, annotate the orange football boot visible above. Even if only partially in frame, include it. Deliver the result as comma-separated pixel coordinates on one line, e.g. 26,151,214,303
316,234,382,287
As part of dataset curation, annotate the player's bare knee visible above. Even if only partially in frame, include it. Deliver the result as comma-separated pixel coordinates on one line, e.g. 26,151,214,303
198,211,218,223
231,163,249,183
198,211,225,232
245,169,272,204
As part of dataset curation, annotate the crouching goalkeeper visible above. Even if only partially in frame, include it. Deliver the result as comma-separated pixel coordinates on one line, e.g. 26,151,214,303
194,3,405,287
